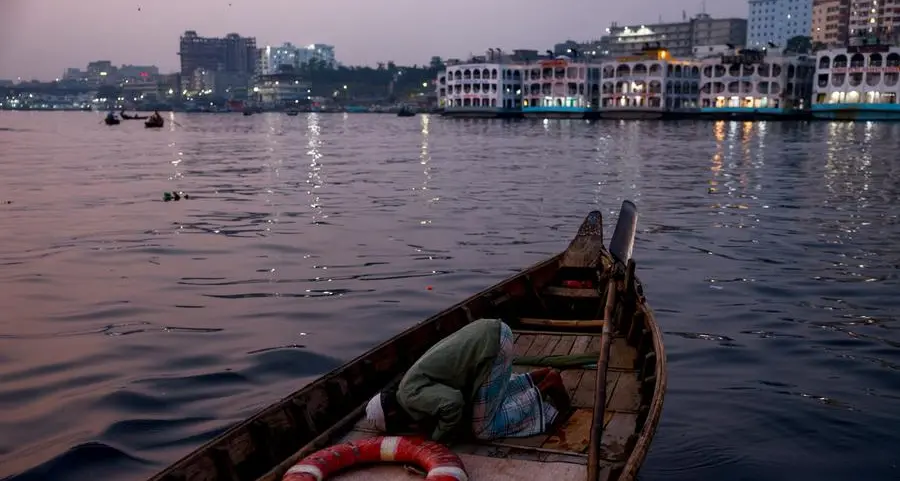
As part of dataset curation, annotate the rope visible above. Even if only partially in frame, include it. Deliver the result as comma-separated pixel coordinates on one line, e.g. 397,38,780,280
513,353,600,369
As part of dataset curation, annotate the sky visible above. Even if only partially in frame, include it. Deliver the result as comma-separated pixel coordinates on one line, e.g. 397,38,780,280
0,0,747,81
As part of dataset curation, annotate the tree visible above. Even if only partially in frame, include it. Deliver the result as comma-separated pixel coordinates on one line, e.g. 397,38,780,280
811,41,827,52
784,35,812,54
429,56,445,70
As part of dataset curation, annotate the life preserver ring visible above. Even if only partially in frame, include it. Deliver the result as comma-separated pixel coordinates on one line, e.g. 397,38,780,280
283,436,468,481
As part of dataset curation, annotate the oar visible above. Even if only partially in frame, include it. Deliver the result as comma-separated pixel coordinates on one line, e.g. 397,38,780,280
587,200,638,481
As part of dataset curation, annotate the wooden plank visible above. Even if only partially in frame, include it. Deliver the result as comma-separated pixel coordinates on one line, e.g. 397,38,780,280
605,371,642,413
551,335,577,357
542,408,593,453
560,369,586,400
608,337,638,371
512,329,601,337
513,334,536,357
536,335,562,357
573,369,615,409
560,335,593,399
519,318,605,329
599,412,638,463
568,336,594,356
545,286,601,298
523,334,554,357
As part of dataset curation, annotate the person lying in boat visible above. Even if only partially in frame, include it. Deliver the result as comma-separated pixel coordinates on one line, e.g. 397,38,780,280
365,318,570,442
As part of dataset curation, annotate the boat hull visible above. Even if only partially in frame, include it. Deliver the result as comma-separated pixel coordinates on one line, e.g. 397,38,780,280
811,104,900,121
522,107,590,119
147,210,666,481
696,107,812,121
442,108,522,119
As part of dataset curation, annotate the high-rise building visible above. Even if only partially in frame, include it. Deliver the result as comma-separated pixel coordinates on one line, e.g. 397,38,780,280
810,0,900,47
298,44,337,67
747,0,814,48
258,43,338,75
848,0,900,39
812,0,849,45
178,31,257,91
597,14,747,58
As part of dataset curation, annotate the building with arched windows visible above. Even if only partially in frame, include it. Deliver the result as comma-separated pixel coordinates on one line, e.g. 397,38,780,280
519,57,602,118
812,43,900,120
440,62,524,117
598,47,701,119
698,48,815,119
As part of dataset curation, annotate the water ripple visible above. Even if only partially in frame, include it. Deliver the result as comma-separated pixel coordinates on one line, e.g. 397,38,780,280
0,114,899,481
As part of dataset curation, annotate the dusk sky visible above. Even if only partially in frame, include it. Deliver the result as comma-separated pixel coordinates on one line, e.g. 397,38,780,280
1,0,747,81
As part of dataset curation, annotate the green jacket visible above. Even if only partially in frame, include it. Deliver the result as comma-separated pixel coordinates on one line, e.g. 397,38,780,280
395,318,502,441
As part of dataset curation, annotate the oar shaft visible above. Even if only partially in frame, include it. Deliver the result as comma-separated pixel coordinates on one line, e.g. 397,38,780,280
587,278,617,481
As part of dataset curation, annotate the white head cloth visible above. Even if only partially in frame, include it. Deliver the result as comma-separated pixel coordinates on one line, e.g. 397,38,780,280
365,393,386,431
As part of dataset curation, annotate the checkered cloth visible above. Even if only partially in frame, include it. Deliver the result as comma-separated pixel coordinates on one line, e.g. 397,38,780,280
471,322,558,440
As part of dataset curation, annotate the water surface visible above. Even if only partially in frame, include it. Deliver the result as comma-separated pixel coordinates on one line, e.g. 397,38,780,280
0,112,898,481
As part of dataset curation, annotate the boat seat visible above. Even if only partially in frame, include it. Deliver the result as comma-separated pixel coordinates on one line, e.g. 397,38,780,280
518,317,604,328
544,286,602,298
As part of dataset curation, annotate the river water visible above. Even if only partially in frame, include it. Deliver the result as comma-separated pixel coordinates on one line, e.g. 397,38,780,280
0,112,897,481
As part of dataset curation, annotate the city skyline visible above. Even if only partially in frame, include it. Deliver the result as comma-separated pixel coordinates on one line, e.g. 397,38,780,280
0,0,747,81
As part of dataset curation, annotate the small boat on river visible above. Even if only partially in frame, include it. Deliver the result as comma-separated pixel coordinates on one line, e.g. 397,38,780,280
145,118,164,128
147,201,666,481
104,116,120,126
397,106,416,117
121,112,149,120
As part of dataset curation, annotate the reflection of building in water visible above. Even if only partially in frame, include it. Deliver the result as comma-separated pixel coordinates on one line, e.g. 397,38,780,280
699,48,815,119
813,40,900,120
599,46,700,119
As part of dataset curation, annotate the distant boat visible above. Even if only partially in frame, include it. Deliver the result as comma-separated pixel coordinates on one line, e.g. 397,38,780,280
121,112,149,120
286,109,300,116
243,111,253,116
104,116,120,126
145,117,164,128
397,106,416,117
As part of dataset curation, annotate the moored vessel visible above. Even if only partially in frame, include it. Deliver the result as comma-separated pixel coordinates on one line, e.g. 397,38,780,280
599,45,700,120
146,202,667,481
812,38,900,120
522,57,601,119
699,47,815,120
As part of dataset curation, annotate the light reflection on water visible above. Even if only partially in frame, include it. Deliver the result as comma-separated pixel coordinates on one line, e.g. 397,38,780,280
0,113,898,481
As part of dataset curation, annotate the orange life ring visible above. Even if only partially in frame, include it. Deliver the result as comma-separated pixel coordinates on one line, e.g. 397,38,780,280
283,436,468,481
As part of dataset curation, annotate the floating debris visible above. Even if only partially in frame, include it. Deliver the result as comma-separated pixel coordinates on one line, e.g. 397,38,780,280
163,191,191,202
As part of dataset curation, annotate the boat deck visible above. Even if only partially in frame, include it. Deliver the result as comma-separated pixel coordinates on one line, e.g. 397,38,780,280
333,330,641,481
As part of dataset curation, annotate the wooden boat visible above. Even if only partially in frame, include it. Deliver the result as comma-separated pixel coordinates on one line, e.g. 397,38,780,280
147,202,666,481
122,112,149,120
286,110,300,117
397,108,416,117
104,117,120,126
145,118,164,128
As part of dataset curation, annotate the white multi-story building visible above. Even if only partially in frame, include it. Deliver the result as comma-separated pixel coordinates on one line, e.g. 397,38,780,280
599,47,700,119
258,43,338,75
747,0,814,49
699,48,815,118
812,41,900,120
520,57,601,118
439,61,523,117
